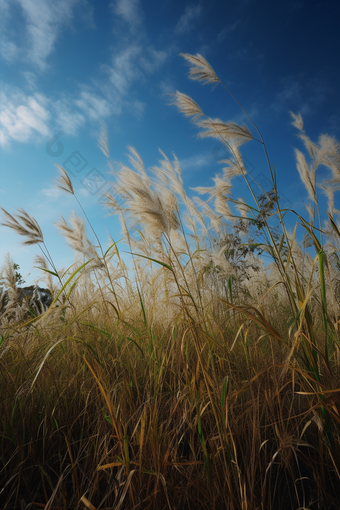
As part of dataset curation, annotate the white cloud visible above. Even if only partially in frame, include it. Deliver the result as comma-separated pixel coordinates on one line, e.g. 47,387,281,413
103,41,168,120
0,38,19,61
0,78,142,147
0,0,168,146
0,87,50,147
77,186,91,198
78,0,96,29
0,0,10,14
54,98,85,135
179,152,212,171
217,20,241,42
105,1,168,116
110,0,142,30
107,44,168,98
75,91,113,121
23,71,37,90
175,4,202,34
127,100,145,119
41,186,63,199
108,45,142,94
41,183,94,204
159,79,175,95
0,85,118,146
271,78,302,113
271,76,332,116
0,84,113,146
18,0,78,70
0,0,92,71
140,48,167,73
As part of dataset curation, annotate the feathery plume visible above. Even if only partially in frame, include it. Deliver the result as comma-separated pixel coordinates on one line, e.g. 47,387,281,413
298,133,318,159
290,111,304,131
171,91,204,121
55,165,74,195
318,134,340,183
184,197,206,232
56,212,104,268
319,183,340,216
305,203,315,224
192,185,216,199
102,190,122,216
0,253,18,305
180,53,220,85
192,175,232,202
127,146,147,179
193,196,222,233
213,175,233,201
235,198,250,219
294,148,316,202
193,175,235,222
34,254,48,270
291,112,319,159
221,159,245,179
111,148,181,238
197,118,253,146
1,208,44,245
151,151,186,201
34,255,54,293
98,124,110,159
210,246,233,274
215,194,233,219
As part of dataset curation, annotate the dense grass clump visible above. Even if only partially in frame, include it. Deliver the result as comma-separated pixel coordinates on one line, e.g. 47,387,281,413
1,53,340,510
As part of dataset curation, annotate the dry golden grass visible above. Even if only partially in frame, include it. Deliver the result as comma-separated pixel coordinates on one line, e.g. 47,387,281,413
1,53,340,510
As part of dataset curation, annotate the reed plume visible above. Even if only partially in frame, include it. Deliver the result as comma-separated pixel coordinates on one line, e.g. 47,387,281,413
56,212,104,269
180,52,220,85
55,164,74,194
1,208,44,245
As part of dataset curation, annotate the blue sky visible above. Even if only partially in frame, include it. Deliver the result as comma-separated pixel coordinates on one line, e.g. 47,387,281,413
0,0,339,284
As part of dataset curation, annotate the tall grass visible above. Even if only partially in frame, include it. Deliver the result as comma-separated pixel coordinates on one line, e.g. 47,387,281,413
1,53,340,510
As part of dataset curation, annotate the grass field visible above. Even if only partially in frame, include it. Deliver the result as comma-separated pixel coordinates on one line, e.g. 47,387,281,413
1,53,340,510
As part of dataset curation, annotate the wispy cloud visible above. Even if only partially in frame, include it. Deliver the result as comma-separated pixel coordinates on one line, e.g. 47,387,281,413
75,90,113,121
271,76,332,116
0,84,115,146
22,71,38,90
0,0,19,61
217,20,241,41
140,48,167,73
159,79,176,95
126,99,145,119
110,0,143,31
54,98,85,135
41,186,63,199
0,38,19,62
0,0,169,147
328,113,340,132
19,0,79,70
108,45,142,94
179,152,212,171
0,58,155,147
0,0,92,71
271,78,302,113
0,86,50,147
175,4,202,34
106,39,168,100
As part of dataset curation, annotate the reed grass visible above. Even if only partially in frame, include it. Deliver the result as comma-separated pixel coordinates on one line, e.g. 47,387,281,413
0,53,340,510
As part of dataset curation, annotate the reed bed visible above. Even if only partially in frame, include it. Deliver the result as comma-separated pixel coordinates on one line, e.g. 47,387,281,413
1,53,340,510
